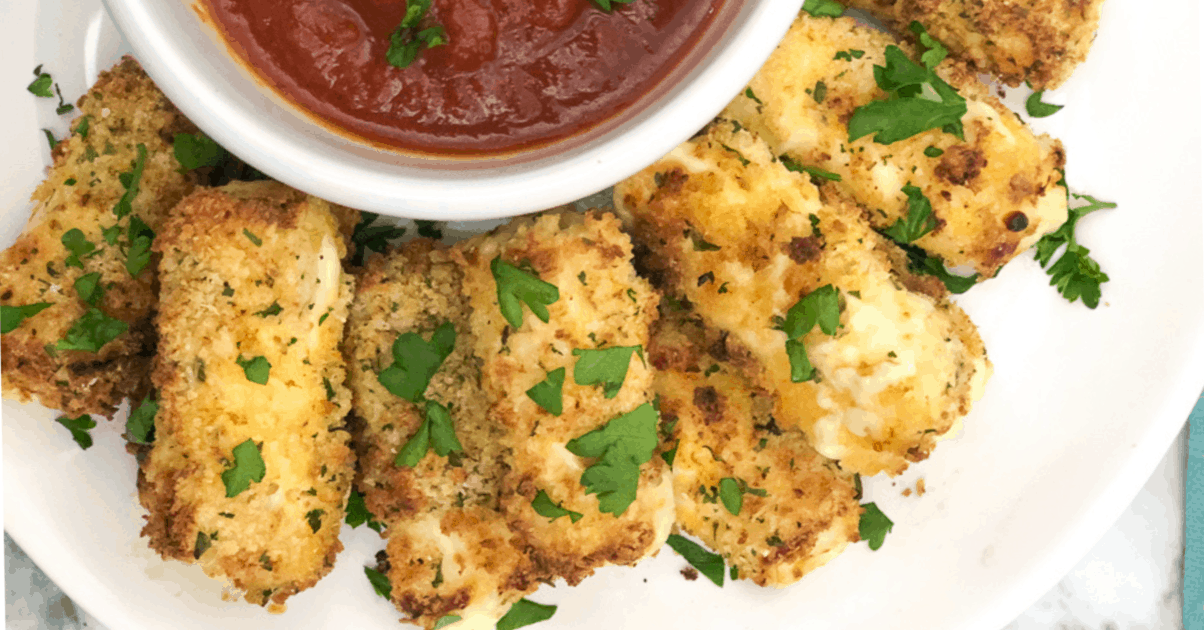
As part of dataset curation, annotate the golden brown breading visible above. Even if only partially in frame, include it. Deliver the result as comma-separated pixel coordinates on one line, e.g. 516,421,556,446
0,56,196,416
846,0,1105,89
723,14,1067,278
648,308,861,587
138,182,355,606
456,212,674,584
615,124,991,476
345,239,538,630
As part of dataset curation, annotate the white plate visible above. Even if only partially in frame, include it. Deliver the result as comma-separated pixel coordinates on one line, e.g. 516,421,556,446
3,1,1203,630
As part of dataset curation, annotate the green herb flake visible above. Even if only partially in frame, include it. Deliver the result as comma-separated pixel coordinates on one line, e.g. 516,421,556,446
497,599,557,630
42,129,57,150
881,184,938,244
801,0,845,17
433,615,462,630
415,219,444,239
236,355,271,385
812,80,828,104
364,566,392,599
531,489,583,523
848,46,967,145
173,133,228,170
385,0,448,69
908,21,948,70
56,307,128,353
1025,90,1064,118
74,115,91,139
112,144,148,219
718,477,743,515
526,367,565,416
305,509,325,533
571,345,642,398
924,146,944,158
255,301,283,318
566,402,659,516
55,414,96,450
491,257,560,330
126,215,155,276
242,229,263,247
778,284,841,383
1033,193,1116,308
661,440,679,468
834,49,865,61
28,67,54,97
61,228,96,269
899,243,978,293
1,302,52,334
859,502,894,550
221,439,266,498
377,321,456,403
781,156,842,182
126,394,158,445
345,490,385,532
743,87,763,105
350,212,406,266
690,231,722,251
665,534,724,586
395,399,463,467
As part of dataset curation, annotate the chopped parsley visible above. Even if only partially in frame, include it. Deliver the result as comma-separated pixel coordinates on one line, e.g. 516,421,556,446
221,439,266,497
42,129,57,150
665,534,724,586
859,502,893,550
236,355,271,385
74,115,90,139
690,231,722,251
385,0,447,69
1025,89,1064,118
776,284,841,382
834,49,865,61
125,393,158,444
254,301,284,318
173,133,227,170
242,229,263,247
717,477,768,516
350,212,406,266
433,616,462,629
497,599,557,630
801,0,845,17
491,257,559,330
57,307,128,353
881,184,938,243
531,489,583,523
345,490,386,532
899,243,978,294
848,46,967,145
112,144,148,219
305,509,325,533
125,215,155,276
908,21,948,70
812,80,827,104
395,399,463,467
377,322,456,403
743,87,763,105
781,156,842,182
1,302,52,334
566,402,659,516
1033,192,1115,308
55,414,96,450
526,367,565,415
364,566,392,599
27,66,53,97
61,228,96,269
415,219,444,239
571,345,642,398
924,146,944,158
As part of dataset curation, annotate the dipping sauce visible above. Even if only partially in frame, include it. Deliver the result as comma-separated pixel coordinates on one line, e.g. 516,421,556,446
205,0,724,154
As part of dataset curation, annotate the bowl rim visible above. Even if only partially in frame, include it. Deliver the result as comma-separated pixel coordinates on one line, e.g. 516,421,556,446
100,0,806,219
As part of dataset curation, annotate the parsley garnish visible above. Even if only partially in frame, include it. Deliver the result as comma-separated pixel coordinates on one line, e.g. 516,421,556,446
55,414,96,449
690,231,722,251
571,345,642,398
61,228,96,268
42,129,57,150
1033,193,1115,308
378,322,456,402
385,0,447,69
415,219,444,239
491,257,559,329
75,115,90,138
242,229,262,246
112,144,148,219
661,441,679,468
173,133,227,170
1025,90,1064,118
236,355,271,384
848,46,967,145
126,394,158,444
743,87,763,105
497,599,557,630
859,502,893,550
350,212,406,266
665,534,724,586
222,439,266,497
57,307,128,352
566,402,659,516
365,566,392,599
908,21,948,70
395,399,463,467
1,302,52,334
801,0,845,17
899,243,977,294
433,616,462,629
881,184,938,243
526,367,565,415
27,66,53,97
781,156,842,182
777,284,841,382
531,489,583,523
125,215,155,276
924,146,944,158
812,80,827,104
254,301,283,318
305,509,325,533
834,49,865,61
345,490,386,532
717,477,768,516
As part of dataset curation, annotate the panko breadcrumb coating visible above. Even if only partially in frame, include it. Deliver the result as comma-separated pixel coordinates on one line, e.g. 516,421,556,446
0,56,196,416
845,0,1105,89
345,239,539,630
723,14,1067,278
649,308,861,587
138,182,356,606
615,123,991,476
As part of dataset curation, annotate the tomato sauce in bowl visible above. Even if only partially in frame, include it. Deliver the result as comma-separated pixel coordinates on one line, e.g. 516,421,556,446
204,0,724,155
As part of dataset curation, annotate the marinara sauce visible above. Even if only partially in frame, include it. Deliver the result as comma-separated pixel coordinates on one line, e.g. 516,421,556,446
205,0,723,154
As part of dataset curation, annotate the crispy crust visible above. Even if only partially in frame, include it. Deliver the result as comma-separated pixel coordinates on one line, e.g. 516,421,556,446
139,182,355,606
0,56,196,416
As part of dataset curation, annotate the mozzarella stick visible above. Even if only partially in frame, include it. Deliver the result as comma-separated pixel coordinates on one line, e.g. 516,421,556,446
138,182,355,606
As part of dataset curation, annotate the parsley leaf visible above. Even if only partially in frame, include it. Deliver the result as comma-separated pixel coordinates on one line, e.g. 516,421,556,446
236,355,271,384
531,489,583,523
57,307,128,352
834,49,865,61
126,394,158,444
28,66,54,97
126,215,155,276
717,477,767,515
491,257,559,330
55,414,96,450
801,0,845,17
778,285,841,383
433,616,462,629
242,229,262,246
588,0,635,11
377,322,456,403
365,566,392,599
75,115,91,139
743,87,763,105
665,534,724,586
415,219,444,239
254,301,283,318
848,46,967,145
1033,193,1115,308
526,367,565,415
1,302,52,334
222,439,266,497
899,243,978,294
350,212,406,266
571,345,642,398
305,508,325,533
661,440,679,468
859,502,893,550
1025,90,1064,118
781,156,842,182
497,599,557,630
395,399,463,467
566,402,659,516
112,144,148,219
74,272,103,306
345,490,386,532
173,133,227,170
908,21,948,70
881,184,938,243
42,129,57,150
61,228,96,269
385,0,447,69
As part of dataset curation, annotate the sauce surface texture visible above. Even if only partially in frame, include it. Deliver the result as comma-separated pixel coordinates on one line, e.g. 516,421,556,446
206,0,722,154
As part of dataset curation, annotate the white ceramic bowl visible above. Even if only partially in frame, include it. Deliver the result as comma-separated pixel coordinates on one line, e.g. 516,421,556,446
99,0,801,219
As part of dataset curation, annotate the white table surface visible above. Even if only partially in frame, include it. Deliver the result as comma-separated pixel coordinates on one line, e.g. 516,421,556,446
5,424,1188,630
